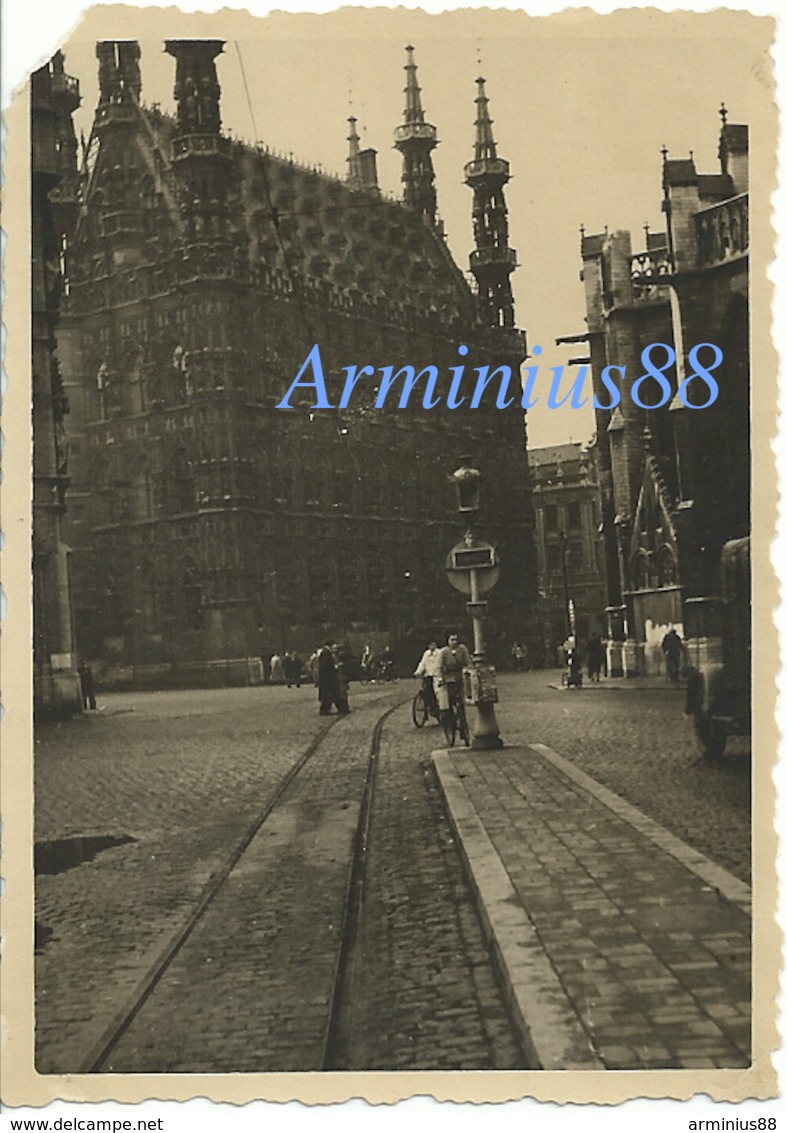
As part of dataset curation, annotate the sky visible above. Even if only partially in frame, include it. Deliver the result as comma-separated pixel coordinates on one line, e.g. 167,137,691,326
7,2,774,449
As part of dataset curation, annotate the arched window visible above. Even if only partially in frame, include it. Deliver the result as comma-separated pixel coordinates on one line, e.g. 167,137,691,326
138,560,157,633
338,552,359,624
308,563,333,625
631,552,651,591
168,448,195,514
123,349,144,415
181,560,204,631
334,467,352,513
657,545,678,587
271,460,288,507
129,454,153,521
90,455,112,526
100,566,126,637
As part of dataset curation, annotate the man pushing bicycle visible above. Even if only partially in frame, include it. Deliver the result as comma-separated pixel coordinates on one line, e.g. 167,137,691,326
435,633,472,744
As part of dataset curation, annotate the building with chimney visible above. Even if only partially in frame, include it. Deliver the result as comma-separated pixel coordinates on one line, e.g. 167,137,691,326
565,110,749,676
51,41,537,685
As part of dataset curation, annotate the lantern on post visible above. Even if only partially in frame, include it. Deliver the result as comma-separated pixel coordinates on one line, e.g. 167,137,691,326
445,464,503,749
452,464,482,514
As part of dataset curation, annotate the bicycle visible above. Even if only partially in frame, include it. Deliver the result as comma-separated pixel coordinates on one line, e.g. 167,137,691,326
412,677,440,728
440,680,470,747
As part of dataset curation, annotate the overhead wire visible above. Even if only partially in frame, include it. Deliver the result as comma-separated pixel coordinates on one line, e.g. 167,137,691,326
232,42,370,471
233,40,316,351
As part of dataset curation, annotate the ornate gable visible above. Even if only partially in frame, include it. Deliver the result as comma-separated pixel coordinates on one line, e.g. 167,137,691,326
629,455,679,590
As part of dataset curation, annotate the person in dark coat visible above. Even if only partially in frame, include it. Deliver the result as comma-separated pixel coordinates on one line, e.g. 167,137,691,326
78,663,97,710
661,628,684,683
284,651,302,688
334,643,351,712
317,640,349,715
586,634,605,682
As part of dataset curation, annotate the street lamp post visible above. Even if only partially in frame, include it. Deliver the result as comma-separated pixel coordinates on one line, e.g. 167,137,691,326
559,530,573,638
447,465,503,750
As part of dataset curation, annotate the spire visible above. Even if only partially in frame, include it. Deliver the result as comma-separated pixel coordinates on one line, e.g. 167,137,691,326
473,75,497,163
346,115,362,186
403,44,426,126
347,116,361,159
717,102,748,186
346,115,379,194
393,45,438,224
464,76,517,329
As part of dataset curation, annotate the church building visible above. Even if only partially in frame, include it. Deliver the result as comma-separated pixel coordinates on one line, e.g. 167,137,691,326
571,110,749,676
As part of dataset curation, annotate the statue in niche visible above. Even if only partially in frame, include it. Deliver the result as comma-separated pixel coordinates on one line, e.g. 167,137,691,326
172,344,190,403
144,369,164,407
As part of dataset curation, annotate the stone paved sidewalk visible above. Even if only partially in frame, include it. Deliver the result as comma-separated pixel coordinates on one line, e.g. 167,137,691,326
545,672,687,692
433,743,751,1072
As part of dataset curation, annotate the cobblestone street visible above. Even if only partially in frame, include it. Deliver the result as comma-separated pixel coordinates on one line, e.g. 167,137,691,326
34,683,400,1071
34,671,751,1074
496,673,751,885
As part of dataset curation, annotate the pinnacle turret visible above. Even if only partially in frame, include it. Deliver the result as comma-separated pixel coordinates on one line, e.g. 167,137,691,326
96,41,141,107
347,116,361,160
164,41,235,246
165,40,224,137
346,115,379,194
393,45,438,225
465,77,517,329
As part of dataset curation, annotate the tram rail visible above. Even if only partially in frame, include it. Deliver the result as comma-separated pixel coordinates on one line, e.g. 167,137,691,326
78,694,405,1074
50,682,524,1075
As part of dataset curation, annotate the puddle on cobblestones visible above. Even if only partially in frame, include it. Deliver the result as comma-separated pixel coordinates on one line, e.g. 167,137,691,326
35,834,137,875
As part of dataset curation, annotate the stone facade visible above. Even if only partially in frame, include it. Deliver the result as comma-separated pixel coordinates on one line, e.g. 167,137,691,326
53,41,538,686
528,442,608,666
575,112,749,676
31,53,83,716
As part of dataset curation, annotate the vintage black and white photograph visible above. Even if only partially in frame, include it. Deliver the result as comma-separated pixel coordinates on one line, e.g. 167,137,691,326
3,0,780,1108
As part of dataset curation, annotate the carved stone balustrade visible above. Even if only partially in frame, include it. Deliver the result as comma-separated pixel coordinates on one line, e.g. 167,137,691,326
694,193,748,268
629,246,672,300
171,134,231,161
469,245,517,272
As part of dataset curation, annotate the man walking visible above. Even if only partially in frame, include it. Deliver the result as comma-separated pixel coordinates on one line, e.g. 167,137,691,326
317,640,350,715
661,628,684,683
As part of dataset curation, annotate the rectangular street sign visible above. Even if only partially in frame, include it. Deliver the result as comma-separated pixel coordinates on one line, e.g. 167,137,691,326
452,546,495,570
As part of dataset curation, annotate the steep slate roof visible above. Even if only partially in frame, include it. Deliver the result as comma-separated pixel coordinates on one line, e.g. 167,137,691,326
528,442,582,467
235,140,476,320
83,103,479,329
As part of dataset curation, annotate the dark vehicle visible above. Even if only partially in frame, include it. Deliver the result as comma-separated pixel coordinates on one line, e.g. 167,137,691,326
685,536,751,758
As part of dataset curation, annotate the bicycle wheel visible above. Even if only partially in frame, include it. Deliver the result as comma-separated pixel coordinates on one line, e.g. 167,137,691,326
441,708,456,747
456,699,470,746
412,691,428,728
